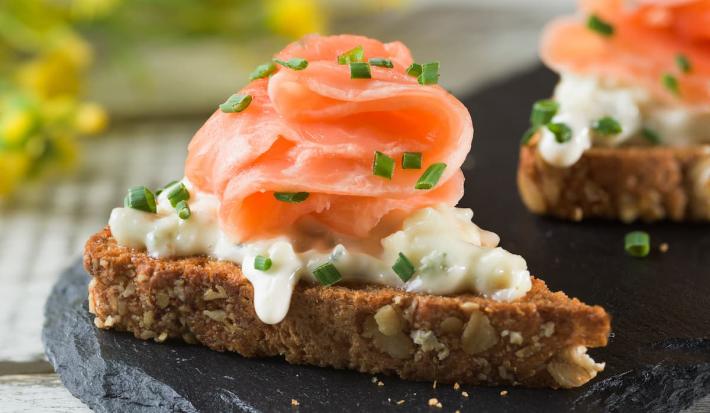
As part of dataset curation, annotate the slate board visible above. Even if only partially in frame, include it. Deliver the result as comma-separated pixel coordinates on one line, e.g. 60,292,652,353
43,66,710,413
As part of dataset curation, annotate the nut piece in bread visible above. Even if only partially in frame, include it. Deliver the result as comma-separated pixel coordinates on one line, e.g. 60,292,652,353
85,228,611,388
518,138,710,222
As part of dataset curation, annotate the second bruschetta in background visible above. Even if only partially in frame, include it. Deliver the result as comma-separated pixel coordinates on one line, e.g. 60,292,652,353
518,0,710,222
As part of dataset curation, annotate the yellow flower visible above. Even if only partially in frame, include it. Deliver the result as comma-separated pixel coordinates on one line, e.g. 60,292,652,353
0,109,35,146
266,0,327,38
0,151,31,196
74,102,108,135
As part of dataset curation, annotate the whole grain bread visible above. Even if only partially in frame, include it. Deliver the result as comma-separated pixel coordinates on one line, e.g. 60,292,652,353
518,139,710,222
84,228,610,388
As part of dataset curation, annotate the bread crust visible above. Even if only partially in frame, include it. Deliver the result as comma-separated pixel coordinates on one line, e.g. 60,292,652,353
84,228,610,388
518,141,710,222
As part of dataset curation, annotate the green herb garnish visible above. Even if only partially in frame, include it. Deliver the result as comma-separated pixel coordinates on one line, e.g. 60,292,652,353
337,45,365,65
547,122,573,144
418,62,440,85
124,186,157,213
249,62,278,80
625,231,650,258
274,192,310,203
662,73,680,95
273,57,308,70
676,54,692,74
592,116,623,136
530,99,559,128
392,252,415,282
350,62,372,79
369,58,393,68
175,199,191,220
254,255,273,271
587,14,614,37
641,127,661,145
166,182,190,207
401,152,422,169
373,151,394,179
406,63,422,78
312,262,342,285
415,163,447,190
219,94,252,113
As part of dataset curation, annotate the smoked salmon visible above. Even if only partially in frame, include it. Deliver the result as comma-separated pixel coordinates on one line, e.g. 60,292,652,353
541,0,710,106
186,35,473,242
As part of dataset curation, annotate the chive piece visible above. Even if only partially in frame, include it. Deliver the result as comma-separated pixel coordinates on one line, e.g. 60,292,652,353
254,255,273,271
587,14,614,37
521,126,537,146
406,63,422,77
369,58,393,68
337,45,365,65
547,122,573,144
166,182,190,207
625,231,650,258
530,99,559,128
219,94,252,113
273,57,308,70
676,54,692,74
175,200,191,220
124,186,157,213
592,116,623,136
156,180,178,196
402,152,422,169
662,73,680,95
350,62,372,79
418,62,440,85
415,163,447,190
373,151,395,179
392,252,415,282
641,127,661,145
274,192,310,203
249,62,278,80
312,262,342,285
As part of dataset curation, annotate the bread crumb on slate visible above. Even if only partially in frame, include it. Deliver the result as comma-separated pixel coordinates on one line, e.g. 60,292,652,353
453,382,460,391
377,380,384,387
432,380,437,389
659,242,669,253
291,399,300,407
396,400,405,405
428,398,442,408
500,390,509,396
461,391,469,398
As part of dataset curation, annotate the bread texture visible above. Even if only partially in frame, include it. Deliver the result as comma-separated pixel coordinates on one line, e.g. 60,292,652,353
518,140,710,222
84,228,610,389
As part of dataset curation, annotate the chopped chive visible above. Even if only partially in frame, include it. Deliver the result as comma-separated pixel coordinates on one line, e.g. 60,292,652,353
249,62,278,80
587,14,614,37
392,252,415,282
415,162,447,190
530,99,559,128
274,192,310,203
406,63,422,78
166,182,190,207
676,54,692,74
547,122,573,144
312,262,342,285
369,58,393,68
273,57,308,70
175,200,191,220
662,73,680,95
254,255,272,271
373,151,395,179
625,231,650,258
592,116,623,136
521,126,537,146
641,127,661,145
124,186,157,213
156,180,178,196
337,45,365,65
350,62,371,79
418,62,440,85
401,152,422,169
219,94,252,113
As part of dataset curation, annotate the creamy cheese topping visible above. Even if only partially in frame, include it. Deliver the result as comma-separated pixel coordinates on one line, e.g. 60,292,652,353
109,181,532,324
538,73,710,167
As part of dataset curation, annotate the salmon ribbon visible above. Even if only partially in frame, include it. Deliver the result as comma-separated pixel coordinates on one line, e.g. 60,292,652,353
541,0,710,106
186,35,473,242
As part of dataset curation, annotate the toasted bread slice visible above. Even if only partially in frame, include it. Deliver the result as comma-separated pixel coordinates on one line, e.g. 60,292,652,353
518,139,710,222
84,228,610,388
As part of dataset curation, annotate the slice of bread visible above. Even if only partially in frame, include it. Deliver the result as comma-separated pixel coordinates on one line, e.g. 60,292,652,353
518,139,710,222
84,228,610,388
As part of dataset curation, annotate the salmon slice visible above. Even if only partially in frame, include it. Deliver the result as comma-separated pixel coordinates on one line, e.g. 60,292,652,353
541,0,710,106
185,35,473,242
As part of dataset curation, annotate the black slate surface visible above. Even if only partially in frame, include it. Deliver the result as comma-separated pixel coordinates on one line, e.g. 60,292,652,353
44,66,710,413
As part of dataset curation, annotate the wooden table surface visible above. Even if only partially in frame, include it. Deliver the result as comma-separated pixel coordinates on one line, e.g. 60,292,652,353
0,3,579,411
